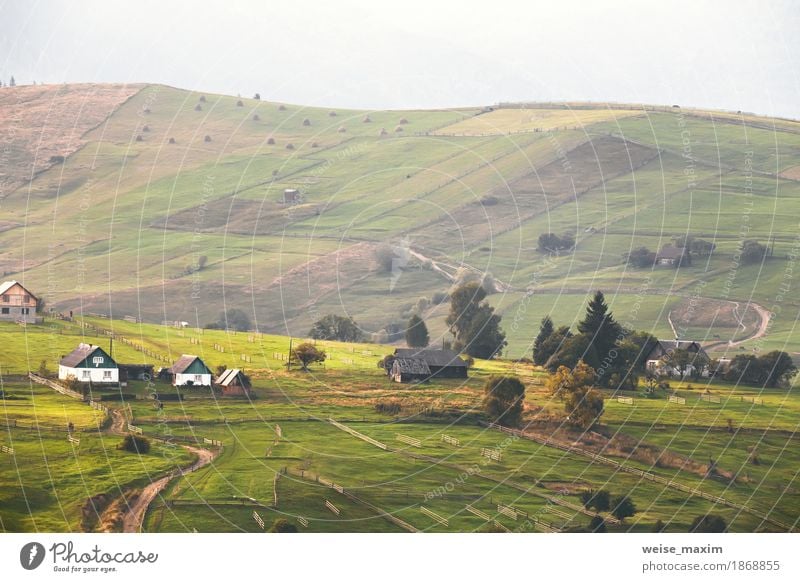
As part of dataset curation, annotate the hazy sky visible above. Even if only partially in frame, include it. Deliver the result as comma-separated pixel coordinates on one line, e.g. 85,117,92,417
2,0,799,117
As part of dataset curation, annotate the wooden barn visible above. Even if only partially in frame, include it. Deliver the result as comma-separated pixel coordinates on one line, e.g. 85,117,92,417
283,188,301,204
118,363,155,382
214,368,252,396
390,357,431,383
168,354,212,387
384,348,468,383
59,343,119,384
0,280,39,323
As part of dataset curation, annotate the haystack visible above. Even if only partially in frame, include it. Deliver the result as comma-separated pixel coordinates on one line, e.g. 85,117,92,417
236,99,244,107
399,118,409,125
199,95,207,102
286,143,295,150
194,104,202,111
337,126,347,133
379,128,388,136
363,115,372,123
303,118,311,126
204,135,212,143
278,104,287,111
267,137,276,145
168,137,176,144
329,110,337,117
394,125,404,132
253,114,260,121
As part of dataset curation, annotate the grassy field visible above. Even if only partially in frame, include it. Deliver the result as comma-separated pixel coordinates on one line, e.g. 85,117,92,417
2,317,798,532
2,83,800,360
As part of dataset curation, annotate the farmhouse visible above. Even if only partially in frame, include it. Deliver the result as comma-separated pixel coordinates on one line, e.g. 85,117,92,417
0,280,39,323
59,343,119,384
384,348,468,383
655,245,687,266
168,354,212,386
214,368,251,396
645,339,709,377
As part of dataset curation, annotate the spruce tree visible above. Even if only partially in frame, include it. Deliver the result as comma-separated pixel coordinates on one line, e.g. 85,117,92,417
532,316,554,364
578,291,621,356
405,314,430,348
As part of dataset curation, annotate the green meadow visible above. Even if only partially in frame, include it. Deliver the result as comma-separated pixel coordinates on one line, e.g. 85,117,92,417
1,317,798,532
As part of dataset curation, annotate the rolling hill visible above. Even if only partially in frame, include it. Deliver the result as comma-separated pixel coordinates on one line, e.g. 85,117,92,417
3,83,800,358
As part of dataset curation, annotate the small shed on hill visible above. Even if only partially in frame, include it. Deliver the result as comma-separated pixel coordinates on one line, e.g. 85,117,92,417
384,348,468,382
59,343,119,384
215,368,251,396
169,355,212,386
655,245,687,266
283,188,301,204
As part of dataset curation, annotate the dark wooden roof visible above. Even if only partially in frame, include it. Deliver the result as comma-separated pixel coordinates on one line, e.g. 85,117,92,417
169,354,210,375
392,358,431,376
647,340,708,359
393,348,467,368
60,343,113,368
656,245,685,260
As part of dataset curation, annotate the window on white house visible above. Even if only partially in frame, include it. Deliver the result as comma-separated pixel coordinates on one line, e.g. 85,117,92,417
82,370,90,379
194,374,202,383
103,370,112,379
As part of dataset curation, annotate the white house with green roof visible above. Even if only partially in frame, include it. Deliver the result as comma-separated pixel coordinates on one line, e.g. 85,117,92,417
58,343,119,383
169,354,212,386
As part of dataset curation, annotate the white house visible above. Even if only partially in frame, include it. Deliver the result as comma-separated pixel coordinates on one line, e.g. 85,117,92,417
59,343,119,384
169,354,212,386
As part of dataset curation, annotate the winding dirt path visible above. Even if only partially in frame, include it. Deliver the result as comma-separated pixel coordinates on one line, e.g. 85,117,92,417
728,301,771,347
121,445,218,533
105,408,218,532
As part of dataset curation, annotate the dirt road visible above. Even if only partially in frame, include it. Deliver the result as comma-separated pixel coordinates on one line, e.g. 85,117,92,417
121,444,218,532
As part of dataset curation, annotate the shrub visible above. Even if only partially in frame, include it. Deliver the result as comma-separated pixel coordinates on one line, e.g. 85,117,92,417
588,516,607,533
482,375,525,428
375,399,402,415
610,494,636,522
268,518,297,532
688,514,727,533
120,434,150,454
290,342,326,371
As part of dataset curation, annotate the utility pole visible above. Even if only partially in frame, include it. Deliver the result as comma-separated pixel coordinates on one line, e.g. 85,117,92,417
287,338,293,371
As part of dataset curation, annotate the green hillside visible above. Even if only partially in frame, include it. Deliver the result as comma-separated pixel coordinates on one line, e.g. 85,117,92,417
2,317,799,532
3,84,800,358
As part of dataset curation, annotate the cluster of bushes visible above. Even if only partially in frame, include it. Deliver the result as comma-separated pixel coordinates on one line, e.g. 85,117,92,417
532,292,657,391
309,314,362,342
204,308,251,332
119,434,150,454
537,232,575,253
722,351,796,387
